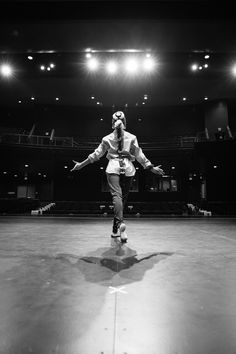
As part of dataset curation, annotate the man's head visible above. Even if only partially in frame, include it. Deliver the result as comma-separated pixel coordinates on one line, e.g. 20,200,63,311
112,111,126,130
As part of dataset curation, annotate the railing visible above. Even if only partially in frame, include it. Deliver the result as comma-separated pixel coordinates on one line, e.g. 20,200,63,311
0,133,74,147
1,132,234,150
74,135,197,150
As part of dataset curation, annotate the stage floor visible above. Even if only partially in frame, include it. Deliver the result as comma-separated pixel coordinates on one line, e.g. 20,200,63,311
0,216,236,354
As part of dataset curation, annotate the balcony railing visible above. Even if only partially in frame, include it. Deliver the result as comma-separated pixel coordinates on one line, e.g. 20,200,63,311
1,132,234,150
0,133,74,147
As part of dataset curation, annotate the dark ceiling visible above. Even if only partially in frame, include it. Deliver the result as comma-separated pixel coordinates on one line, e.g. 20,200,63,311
0,1,236,107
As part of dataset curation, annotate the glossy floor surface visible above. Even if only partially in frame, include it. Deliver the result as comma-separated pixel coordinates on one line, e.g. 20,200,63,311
0,216,236,354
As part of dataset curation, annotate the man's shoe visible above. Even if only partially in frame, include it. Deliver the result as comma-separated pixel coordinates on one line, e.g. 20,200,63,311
119,223,128,243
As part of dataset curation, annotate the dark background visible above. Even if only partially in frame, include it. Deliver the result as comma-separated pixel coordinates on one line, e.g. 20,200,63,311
0,1,236,208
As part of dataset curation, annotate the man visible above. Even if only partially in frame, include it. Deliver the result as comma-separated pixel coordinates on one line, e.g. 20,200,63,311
71,111,164,244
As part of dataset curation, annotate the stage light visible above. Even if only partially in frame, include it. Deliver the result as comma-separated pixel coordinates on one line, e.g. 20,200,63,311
124,58,139,74
144,94,148,100
204,63,208,68
0,64,13,77
91,96,95,99
87,57,99,71
24,164,29,167
106,61,118,74
198,66,203,70
232,64,236,76
143,57,155,72
31,96,35,101
27,56,33,60
55,97,59,101
18,100,22,104
145,53,151,58
40,65,45,71
86,53,92,59
191,64,198,71
204,54,210,59
50,63,55,68
47,67,51,71
182,97,187,101
204,97,208,100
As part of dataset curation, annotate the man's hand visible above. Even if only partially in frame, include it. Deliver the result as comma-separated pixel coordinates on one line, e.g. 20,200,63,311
70,160,83,172
151,165,164,176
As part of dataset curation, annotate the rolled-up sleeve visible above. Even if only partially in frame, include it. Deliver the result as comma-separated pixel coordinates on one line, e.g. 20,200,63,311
88,139,108,163
132,137,153,169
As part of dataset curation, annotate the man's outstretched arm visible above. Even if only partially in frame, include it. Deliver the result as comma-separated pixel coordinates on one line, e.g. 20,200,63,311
132,137,164,176
70,139,107,172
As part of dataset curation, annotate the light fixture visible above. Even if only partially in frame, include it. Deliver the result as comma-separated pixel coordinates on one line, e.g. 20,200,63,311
143,57,156,72
191,64,198,71
232,64,236,77
87,58,99,71
106,61,118,74
124,57,139,74
0,64,13,77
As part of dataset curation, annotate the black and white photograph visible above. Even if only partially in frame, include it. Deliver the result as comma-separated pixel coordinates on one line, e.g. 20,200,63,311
0,1,236,353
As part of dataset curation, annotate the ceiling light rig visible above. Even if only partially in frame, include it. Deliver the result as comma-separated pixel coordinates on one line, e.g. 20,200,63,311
191,62,209,72
40,62,56,72
84,49,157,75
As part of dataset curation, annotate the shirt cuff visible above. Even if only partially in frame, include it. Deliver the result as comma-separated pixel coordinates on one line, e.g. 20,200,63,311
145,163,154,170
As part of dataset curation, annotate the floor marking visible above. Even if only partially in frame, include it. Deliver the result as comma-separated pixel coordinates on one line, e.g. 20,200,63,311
109,286,127,294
